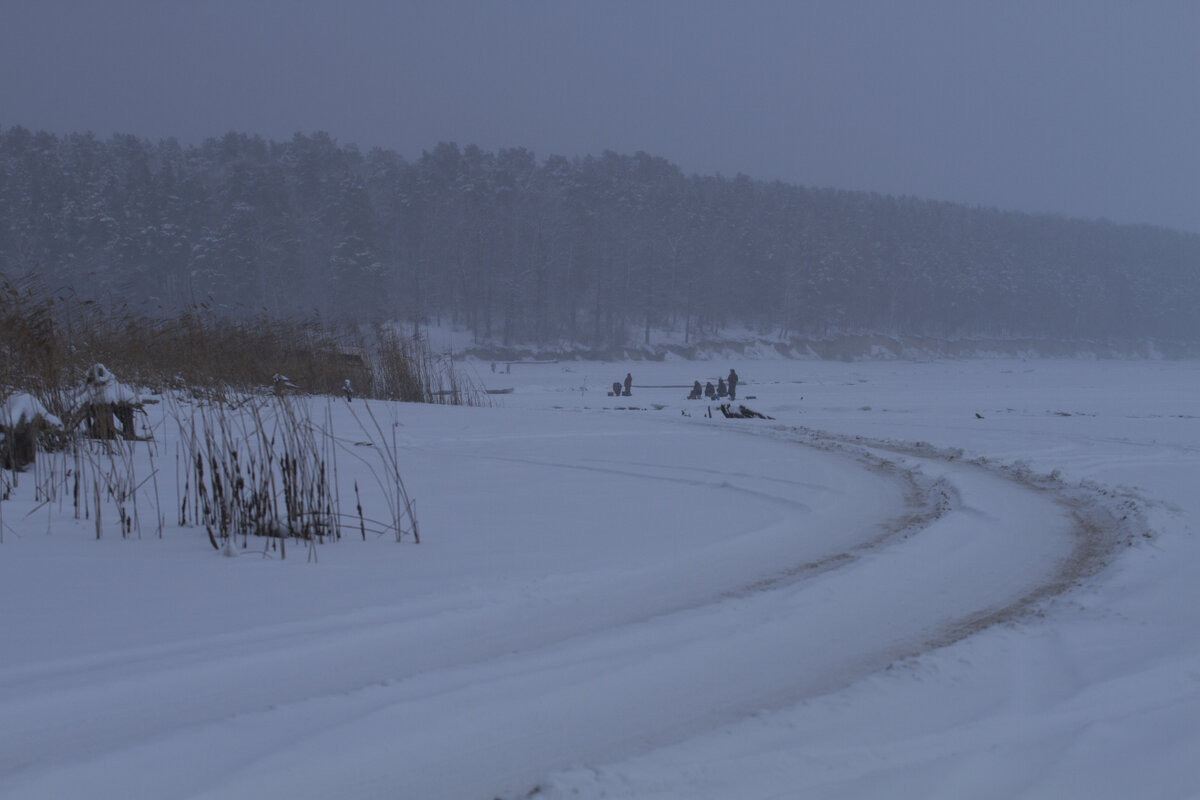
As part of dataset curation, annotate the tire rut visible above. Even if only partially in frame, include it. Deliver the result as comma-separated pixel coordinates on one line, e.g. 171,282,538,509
764,424,1148,652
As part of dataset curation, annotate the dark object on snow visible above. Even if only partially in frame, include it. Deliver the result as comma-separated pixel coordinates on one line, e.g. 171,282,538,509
273,373,299,395
343,379,354,402
728,369,739,400
1,424,37,471
77,364,144,440
612,381,623,397
719,403,773,420
717,377,727,398
623,373,633,396
0,394,64,471
704,381,716,399
688,381,703,400
975,412,984,419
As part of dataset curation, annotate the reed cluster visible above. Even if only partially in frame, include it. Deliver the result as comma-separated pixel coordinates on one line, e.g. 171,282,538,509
0,272,433,553
0,273,482,407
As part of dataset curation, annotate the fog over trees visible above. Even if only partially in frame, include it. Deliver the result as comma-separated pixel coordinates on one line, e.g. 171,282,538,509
3,126,1198,348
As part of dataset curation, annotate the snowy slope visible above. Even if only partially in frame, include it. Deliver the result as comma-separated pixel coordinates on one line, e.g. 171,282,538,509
1,358,1197,799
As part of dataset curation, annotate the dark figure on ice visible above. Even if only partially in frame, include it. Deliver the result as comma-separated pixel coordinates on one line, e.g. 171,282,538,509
704,381,716,400
688,380,703,400
717,377,727,398
623,373,633,396
727,368,739,401
720,403,771,419
612,381,623,397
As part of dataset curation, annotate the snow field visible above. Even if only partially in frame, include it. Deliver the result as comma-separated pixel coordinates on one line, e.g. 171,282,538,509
1,357,1197,798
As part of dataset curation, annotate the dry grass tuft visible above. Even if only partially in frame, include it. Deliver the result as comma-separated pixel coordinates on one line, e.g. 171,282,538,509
0,272,437,552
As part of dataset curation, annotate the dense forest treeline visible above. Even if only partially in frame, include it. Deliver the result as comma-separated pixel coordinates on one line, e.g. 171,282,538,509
3,125,1199,347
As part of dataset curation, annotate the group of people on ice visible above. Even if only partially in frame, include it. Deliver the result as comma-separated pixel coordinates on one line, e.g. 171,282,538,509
688,369,739,401
611,368,742,402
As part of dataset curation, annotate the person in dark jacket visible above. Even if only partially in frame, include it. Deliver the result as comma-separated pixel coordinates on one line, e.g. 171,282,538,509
727,368,739,400
704,381,716,399
688,380,703,399
623,373,633,396
717,377,727,398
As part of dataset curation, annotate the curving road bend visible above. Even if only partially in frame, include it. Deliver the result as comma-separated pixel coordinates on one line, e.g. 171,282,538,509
0,413,1103,800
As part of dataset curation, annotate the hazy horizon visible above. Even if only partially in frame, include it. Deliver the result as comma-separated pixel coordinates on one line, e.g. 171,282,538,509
3,1,1198,233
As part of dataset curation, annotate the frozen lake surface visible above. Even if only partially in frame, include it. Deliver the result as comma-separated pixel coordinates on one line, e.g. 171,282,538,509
1,357,1197,799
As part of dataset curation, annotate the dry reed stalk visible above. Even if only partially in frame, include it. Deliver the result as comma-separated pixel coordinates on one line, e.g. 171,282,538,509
338,399,419,543
93,480,101,540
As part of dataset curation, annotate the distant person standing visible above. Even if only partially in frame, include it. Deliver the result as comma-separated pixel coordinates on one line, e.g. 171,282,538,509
728,368,739,400
623,373,633,396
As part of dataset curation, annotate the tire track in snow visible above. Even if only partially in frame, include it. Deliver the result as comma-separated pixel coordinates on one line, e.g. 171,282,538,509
763,424,1141,649
462,451,818,511
0,430,905,794
207,436,1090,800
510,423,1144,800
0,419,1139,800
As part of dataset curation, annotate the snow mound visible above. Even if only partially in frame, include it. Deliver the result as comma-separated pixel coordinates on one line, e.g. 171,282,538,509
76,363,139,406
0,392,62,427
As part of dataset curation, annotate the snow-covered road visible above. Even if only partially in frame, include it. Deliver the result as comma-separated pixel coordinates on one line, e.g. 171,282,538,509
1,358,1193,799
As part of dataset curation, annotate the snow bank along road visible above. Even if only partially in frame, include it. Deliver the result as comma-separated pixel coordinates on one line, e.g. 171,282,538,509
0,386,1128,799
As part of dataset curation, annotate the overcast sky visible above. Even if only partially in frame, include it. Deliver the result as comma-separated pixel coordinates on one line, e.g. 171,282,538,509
3,1,1198,233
